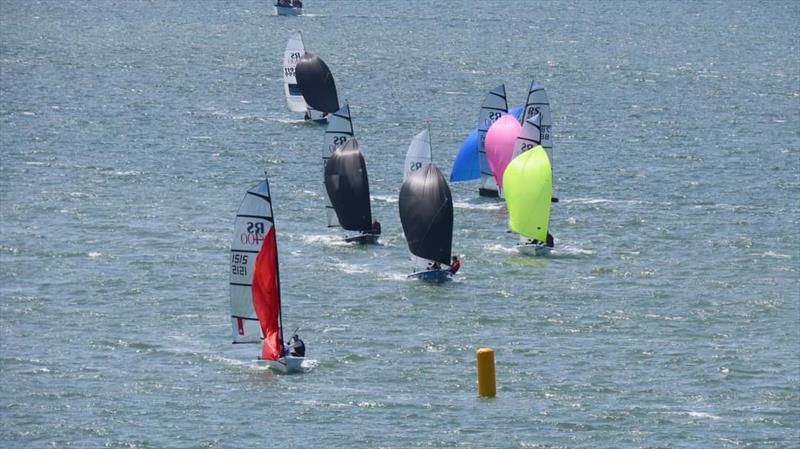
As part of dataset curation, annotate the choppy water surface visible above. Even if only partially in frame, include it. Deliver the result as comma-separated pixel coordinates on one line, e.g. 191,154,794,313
1,1,798,447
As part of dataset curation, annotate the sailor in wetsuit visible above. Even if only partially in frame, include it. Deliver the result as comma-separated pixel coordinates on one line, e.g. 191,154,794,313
288,334,305,357
449,256,461,274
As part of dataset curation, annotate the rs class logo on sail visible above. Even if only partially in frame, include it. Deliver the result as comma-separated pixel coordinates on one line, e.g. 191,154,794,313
240,221,266,245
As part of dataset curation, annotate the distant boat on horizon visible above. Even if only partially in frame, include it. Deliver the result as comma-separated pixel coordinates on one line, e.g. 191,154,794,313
275,0,303,16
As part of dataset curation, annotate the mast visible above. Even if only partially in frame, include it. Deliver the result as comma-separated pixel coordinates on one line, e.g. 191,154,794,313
266,176,284,350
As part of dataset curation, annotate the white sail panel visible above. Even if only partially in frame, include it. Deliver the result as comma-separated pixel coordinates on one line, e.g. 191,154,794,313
283,31,308,113
512,113,541,160
477,84,508,193
522,81,553,164
404,129,432,180
230,180,274,343
322,104,355,227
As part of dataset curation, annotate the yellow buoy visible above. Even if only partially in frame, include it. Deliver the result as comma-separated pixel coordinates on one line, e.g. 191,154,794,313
476,347,496,397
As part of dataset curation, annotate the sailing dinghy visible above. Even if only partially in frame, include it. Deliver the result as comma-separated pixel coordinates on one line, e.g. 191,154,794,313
295,52,340,123
275,0,303,16
503,124,554,256
451,106,522,183
324,137,380,244
399,144,455,283
229,177,305,373
283,32,326,123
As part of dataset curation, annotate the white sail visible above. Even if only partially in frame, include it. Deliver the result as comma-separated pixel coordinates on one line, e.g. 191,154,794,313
511,113,541,160
229,179,274,344
283,32,308,113
323,104,355,227
404,128,432,180
522,81,553,165
477,84,508,194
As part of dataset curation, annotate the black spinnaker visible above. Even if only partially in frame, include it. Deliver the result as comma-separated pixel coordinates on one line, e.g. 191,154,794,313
324,138,373,232
398,163,453,266
295,52,340,114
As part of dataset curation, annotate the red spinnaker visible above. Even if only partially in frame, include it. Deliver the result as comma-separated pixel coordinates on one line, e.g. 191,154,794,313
252,226,282,360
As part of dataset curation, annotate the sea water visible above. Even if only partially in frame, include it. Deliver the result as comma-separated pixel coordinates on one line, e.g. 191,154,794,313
1,1,798,447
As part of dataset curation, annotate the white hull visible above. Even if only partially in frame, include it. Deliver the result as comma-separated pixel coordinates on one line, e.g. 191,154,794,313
256,356,305,374
275,4,303,16
515,243,552,256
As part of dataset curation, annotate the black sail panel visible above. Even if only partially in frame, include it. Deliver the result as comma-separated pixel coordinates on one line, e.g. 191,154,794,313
324,138,373,231
398,164,453,265
295,53,340,113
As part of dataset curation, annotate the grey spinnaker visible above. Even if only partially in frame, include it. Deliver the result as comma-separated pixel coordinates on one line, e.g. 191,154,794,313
324,138,373,232
295,52,340,113
398,163,453,266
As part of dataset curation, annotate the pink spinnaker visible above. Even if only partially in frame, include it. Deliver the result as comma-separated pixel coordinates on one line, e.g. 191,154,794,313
484,114,521,189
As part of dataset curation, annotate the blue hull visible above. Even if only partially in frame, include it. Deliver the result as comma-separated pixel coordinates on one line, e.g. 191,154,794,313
408,269,452,283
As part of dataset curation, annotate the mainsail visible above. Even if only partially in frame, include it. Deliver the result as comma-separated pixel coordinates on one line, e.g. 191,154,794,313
503,145,553,243
404,128,432,180
521,81,553,165
477,85,509,195
283,32,308,113
295,53,340,114
229,179,283,360
324,138,373,232
399,163,453,266
323,104,355,227
512,113,541,160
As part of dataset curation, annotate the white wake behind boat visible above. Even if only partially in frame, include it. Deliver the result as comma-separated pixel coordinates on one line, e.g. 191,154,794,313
254,355,304,374
229,176,306,374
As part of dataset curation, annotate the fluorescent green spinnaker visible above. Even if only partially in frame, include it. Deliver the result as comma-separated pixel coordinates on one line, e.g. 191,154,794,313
502,145,552,242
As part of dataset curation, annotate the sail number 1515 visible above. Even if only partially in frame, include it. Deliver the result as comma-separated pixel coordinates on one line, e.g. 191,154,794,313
231,253,249,276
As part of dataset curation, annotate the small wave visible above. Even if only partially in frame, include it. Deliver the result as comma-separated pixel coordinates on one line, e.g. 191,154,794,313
332,261,370,274
453,200,505,211
372,194,398,204
687,411,721,420
761,251,791,259
293,234,350,247
553,245,594,256
378,271,415,282
484,243,518,254
87,251,102,258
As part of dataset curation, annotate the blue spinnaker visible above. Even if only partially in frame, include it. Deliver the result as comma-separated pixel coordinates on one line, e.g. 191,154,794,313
450,106,522,182
450,129,479,181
